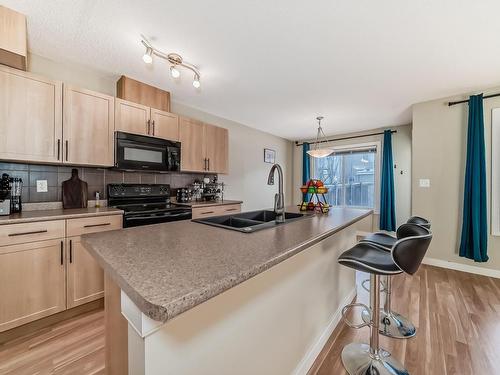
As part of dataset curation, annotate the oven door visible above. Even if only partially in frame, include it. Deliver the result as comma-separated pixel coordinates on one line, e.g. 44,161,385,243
123,209,192,228
115,132,181,172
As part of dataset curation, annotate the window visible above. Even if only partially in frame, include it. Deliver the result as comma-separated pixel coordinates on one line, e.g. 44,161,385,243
312,144,378,209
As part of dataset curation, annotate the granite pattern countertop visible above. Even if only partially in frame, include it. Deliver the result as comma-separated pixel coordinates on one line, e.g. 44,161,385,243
174,199,243,208
82,207,372,322
0,207,123,225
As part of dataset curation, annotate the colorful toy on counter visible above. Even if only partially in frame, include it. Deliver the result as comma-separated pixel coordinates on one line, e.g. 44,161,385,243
299,179,331,213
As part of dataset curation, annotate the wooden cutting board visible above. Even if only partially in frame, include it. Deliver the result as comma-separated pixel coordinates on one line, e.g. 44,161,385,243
62,169,88,209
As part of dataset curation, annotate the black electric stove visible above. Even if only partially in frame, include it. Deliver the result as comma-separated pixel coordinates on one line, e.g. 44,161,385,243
108,184,192,228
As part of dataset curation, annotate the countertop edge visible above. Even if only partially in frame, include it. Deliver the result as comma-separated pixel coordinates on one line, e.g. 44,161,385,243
84,209,372,323
0,209,124,225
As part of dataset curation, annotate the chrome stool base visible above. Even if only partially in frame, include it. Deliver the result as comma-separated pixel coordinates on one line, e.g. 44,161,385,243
341,343,409,375
361,308,416,339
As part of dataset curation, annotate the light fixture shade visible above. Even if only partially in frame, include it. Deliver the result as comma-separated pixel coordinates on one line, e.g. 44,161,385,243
143,47,153,64
170,66,180,78
307,148,332,158
192,75,200,88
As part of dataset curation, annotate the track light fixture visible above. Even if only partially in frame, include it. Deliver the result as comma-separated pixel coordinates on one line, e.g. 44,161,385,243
141,35,201,88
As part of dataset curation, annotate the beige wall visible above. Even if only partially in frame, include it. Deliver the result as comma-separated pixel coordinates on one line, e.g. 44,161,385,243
292,124,412,230
413,90,500,271
27,53,293,211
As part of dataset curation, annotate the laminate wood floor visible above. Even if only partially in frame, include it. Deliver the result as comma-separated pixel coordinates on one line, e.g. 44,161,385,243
0,309,105,375
308,264,500,375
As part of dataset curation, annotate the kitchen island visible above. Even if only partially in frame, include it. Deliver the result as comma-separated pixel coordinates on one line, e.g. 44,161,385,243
82,207,372,375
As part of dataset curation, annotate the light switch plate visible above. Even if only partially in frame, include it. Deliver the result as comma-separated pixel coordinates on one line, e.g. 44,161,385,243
419,179,430,188
36,180,48,192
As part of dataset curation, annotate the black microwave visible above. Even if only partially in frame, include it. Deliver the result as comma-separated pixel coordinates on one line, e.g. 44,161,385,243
115,132,181,172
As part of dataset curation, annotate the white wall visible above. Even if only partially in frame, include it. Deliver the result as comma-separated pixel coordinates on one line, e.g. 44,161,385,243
292,125,412,230
27,53,293,211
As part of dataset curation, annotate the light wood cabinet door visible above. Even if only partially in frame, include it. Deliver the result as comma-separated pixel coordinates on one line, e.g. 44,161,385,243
66,236,104,308
0,239,66,332
114,98,150,136
151,109,179,141
0,66,62,163
180,116,206,172
204,123,229,174
63,85,114,166
0,5,27,70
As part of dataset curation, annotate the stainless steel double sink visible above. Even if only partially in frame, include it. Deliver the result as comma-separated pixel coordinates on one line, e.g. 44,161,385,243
192,209,310,233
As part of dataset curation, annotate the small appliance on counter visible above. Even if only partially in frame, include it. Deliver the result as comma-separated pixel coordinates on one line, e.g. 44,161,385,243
108,183,192,228
0,174,11,216
176,187,191,203
189,176,225,202
9,177,23,213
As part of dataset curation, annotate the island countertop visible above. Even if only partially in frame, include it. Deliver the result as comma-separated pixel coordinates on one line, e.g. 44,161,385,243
81,207,372,322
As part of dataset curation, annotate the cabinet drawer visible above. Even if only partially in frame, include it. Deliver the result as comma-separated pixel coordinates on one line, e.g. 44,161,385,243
66,215,122,237
0,220,65,246
192,204,241,219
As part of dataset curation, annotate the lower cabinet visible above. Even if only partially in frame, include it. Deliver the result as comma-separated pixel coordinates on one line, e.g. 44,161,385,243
66,236,104,308
0,239,66,332
0,214,122,332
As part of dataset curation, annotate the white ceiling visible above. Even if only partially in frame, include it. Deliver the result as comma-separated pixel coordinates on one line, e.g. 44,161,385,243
4,0,500,140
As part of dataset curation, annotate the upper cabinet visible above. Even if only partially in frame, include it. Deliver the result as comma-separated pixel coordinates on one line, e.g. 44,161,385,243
0,66,62,163
63,86,114,166
115,98,150,136
116,75,170,112
179,117,229,174
115,98,179,140
179,117,205,172
150,108,179,141
0,5,27,70
205,124,229,174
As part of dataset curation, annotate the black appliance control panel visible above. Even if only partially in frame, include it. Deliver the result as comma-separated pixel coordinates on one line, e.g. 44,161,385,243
108,184,170,198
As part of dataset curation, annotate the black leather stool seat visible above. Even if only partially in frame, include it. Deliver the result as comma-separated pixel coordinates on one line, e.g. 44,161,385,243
361,232,396,249
338,243,402,275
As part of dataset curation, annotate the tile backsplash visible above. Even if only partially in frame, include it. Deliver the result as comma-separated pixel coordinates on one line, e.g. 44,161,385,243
0,162,215,203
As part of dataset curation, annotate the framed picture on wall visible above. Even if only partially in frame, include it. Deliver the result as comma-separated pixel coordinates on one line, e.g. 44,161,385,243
264,148,276,164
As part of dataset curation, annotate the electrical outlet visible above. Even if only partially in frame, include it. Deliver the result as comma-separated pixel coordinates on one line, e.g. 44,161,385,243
419,179,430,188
36,180,48,192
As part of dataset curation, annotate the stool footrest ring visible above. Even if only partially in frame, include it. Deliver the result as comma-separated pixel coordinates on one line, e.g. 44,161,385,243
341,303,371,329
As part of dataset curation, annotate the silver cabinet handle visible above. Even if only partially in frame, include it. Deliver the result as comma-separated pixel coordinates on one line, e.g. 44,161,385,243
225,208,238,212
57,139,61,160
207,158,210,171
201,211,215,215
83,223,111,228
152,120,155,135
69,239,73,263
8,229,48,237
147,119,151,134
65,140,69,161
60,241,64,265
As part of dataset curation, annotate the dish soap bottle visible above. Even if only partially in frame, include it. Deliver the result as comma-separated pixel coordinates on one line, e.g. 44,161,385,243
95,191,101,208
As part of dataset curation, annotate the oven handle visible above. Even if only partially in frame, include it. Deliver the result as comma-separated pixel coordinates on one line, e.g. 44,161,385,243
127,212,191,220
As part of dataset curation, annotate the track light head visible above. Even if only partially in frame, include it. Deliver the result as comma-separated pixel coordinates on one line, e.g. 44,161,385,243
170,65,181,78
192,75,201,88
143,47,153,64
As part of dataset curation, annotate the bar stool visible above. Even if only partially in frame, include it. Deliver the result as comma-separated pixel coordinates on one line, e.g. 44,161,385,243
338,224,432,375
360,216,431,339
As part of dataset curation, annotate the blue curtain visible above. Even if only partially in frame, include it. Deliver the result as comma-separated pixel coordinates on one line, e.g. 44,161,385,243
379,130,396,231
459,94,488,262
302,143,310,201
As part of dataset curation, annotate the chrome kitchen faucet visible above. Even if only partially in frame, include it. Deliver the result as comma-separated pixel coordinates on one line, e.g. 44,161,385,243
267,164,285,223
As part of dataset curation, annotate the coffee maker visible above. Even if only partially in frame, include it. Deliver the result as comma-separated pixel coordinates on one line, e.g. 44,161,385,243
0,174,11,216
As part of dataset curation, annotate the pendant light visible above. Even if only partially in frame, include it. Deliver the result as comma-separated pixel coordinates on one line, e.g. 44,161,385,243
306,116,332,158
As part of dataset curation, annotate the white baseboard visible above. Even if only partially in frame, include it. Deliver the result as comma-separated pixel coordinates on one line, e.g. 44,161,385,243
422,257,500,279
293,287,357,375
